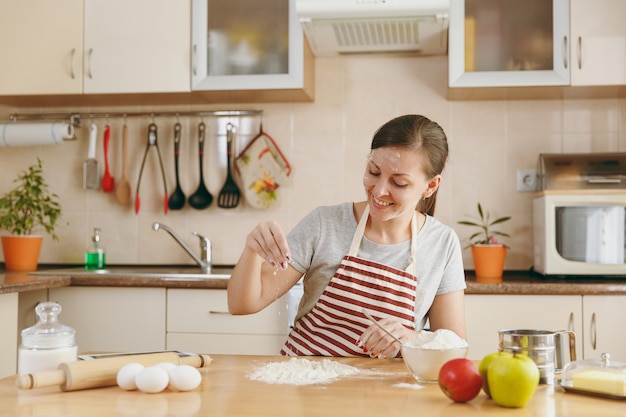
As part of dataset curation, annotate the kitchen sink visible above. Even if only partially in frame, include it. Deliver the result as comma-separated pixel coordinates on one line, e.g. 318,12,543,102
30,265,233,280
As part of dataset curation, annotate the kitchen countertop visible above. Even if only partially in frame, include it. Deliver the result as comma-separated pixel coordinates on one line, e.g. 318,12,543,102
0,354,622,417
2,268,626,295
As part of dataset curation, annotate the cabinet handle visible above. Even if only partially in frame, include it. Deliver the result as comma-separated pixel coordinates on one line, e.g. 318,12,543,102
192,44,197,76
577,36,583,70
562,36,568,69
70,48,76,79
590,312,597,350
208,310,230,315
87,48,94,79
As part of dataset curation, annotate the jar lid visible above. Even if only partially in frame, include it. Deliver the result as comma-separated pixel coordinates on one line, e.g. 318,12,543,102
21,302,76,349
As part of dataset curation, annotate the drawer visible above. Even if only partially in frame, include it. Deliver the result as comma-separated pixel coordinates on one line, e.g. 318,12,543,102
167,289,289,335
167,333,286,355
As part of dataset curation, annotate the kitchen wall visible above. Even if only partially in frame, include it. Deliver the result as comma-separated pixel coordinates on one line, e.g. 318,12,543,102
1,54,625,271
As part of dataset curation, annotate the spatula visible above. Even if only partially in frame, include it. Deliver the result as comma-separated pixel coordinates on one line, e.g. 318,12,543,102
217,123,241,209
83,123,99,190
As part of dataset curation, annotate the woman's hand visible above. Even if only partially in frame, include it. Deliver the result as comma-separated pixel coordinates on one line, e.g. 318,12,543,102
358,317,416,359
245,220,291,269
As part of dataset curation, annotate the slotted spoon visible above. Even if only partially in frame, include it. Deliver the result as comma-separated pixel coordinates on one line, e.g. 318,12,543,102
217,123,241,208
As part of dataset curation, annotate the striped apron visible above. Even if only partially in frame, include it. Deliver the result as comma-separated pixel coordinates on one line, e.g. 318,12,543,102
281,204,418,357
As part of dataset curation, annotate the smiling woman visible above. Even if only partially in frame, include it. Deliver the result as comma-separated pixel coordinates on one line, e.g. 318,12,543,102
228,114,467,359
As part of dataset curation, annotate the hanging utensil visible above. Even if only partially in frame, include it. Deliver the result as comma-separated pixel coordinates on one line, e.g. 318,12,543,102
115,123,132,205
135,123,168,215
101,125,114,192
168,122,185,210
217,123,241,209
83,123,99,190
188,122,213,210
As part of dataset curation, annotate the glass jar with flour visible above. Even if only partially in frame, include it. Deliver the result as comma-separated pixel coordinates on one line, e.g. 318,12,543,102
18,302,77,375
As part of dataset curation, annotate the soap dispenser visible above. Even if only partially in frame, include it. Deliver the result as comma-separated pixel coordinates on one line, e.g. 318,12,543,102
18,301,77,375
85,227,106,270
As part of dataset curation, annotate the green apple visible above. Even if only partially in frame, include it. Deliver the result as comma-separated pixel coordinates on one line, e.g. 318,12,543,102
478,351,513,398
488,353,540,408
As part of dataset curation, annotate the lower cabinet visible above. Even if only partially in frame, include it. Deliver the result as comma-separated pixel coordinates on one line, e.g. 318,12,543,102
464,294,584,360
0,293,18,379
581,295,626,359
465,294,626,361
49,287,166,353
166,289,289,355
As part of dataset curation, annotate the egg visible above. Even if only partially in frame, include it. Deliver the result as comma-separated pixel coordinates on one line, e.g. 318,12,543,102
135,366,170,393
116,362,145,391
168,365,202,391
154,362,177,373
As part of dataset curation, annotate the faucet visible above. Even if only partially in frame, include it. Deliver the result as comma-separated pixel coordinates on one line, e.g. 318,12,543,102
152,222,211,274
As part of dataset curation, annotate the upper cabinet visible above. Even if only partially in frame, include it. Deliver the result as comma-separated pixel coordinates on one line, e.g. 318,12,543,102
0,0,83,95
569,0,626,86
449,0,570,88
0,0,190,96
83,0,191,94
449,0,626,88
191,0,313,99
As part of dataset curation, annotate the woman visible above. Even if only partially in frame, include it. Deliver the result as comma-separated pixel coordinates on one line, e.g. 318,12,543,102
228,114,466,358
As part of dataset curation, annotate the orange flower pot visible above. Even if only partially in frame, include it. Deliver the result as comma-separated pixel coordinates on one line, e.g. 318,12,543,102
1,235,43,272
471,244,507,283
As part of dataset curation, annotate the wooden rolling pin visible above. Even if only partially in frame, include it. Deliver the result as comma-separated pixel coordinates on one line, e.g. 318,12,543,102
16,351,212,391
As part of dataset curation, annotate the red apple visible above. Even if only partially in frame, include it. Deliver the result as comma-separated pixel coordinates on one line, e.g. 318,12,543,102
438,358,483,403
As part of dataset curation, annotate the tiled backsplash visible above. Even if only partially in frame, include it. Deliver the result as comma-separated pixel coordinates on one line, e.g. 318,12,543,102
1,55,624,271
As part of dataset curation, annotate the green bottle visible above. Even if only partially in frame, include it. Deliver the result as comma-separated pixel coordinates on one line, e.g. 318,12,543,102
85,228,106,270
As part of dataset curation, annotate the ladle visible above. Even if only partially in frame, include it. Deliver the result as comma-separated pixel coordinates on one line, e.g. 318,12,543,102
168,123,185,210
188,122,213,209
115,124,132,205
362,309,406,347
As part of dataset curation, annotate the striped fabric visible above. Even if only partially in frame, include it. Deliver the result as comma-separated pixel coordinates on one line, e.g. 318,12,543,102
281,255,417,357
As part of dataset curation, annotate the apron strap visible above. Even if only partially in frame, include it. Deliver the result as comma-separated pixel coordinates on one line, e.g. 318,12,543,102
349,203,418,272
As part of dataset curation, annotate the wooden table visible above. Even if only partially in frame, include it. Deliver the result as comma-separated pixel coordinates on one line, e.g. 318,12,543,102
0,355,623,417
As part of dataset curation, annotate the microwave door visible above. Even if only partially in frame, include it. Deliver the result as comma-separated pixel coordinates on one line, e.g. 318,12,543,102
556,206,625,264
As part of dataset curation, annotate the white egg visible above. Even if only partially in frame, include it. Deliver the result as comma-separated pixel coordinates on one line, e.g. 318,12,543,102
168,365,202,391
154,362,177,372
135,366,170,393
117,362,145,391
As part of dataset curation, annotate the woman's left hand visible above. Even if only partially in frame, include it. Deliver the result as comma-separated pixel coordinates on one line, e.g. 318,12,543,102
358,317,415,359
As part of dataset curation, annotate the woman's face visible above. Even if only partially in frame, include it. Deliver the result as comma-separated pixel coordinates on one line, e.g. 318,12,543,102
363,146,439,221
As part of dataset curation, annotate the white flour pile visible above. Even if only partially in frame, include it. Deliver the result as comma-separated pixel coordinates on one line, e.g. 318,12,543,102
248,358,367,385
405,329,468,349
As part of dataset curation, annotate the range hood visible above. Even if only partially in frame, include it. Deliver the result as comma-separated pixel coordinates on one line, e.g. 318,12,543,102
296,0,450,56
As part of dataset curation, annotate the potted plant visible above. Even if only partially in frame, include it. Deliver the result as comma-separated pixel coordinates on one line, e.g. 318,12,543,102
458,203,511,283
0,158,62,272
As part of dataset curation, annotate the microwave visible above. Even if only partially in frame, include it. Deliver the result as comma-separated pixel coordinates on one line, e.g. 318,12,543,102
533,190,626,277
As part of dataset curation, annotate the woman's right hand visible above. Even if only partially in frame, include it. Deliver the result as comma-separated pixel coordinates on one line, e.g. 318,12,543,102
245,220,291,270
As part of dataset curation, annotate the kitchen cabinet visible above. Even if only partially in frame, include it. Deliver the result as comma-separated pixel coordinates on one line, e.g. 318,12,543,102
449,0,626,89
191,0,314,100
464,294,583,360
0,293,18,379
166,289,290,355
83,0,190,94
0,0,83,95
569,0,626,86
449,0,570,88
581,295,626,358
0,0,189,96
49,287,166,353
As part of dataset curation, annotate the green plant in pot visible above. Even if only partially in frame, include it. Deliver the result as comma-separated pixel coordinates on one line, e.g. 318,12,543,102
458,203,511,283
0,158,62,272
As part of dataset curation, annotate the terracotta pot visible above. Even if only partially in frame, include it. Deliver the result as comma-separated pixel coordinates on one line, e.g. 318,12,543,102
471,244,507,283
1,235,43,272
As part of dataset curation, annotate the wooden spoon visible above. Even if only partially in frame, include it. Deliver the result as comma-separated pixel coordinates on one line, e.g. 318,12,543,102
115,124,132,205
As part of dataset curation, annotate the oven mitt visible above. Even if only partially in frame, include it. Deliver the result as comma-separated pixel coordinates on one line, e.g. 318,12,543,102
235,128,291,209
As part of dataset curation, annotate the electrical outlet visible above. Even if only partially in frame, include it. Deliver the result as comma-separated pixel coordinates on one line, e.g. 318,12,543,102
516,169,538,192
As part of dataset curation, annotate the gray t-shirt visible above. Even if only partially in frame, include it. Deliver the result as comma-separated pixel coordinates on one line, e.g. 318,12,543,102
287,202,466,329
